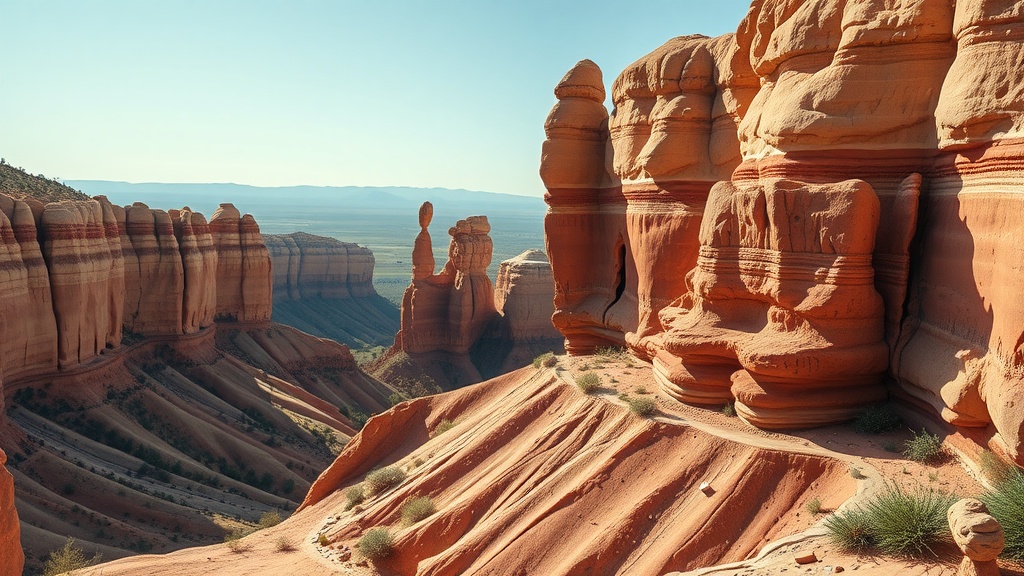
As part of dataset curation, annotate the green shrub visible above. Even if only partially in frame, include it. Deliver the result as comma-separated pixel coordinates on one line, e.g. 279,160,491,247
826,483,956,557
576,372,601,393
633,386,649,395
721,402,736,417
852,404,902,434
433,419,456,436
365,466,407,496
345,483,365,510
533,352,557,369
627,396,657,417
981,467,1024,560
903,429,944,463
594,346,629,361
806,497,823,515
318,532,330,547
849,465,867,480
388,392,408,406
43,538,100,576
401,496,436,525
257,511,282,529
980,450,1014,485
825,507,874,552
358,528,394,561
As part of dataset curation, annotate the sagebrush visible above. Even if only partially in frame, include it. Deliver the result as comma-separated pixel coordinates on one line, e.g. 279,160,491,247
365,466,407,496
401,496,436,525
359,528,394,561
576,372,601,393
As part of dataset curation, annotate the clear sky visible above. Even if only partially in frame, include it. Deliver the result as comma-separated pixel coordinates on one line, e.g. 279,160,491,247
1,0,752,198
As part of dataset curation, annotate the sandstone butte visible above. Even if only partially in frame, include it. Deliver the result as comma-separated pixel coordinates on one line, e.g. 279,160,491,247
375,202,562,391
0,194,401,575
541,0,1024,466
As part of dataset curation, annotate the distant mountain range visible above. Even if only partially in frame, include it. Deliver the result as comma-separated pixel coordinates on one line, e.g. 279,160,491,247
64,181,547,220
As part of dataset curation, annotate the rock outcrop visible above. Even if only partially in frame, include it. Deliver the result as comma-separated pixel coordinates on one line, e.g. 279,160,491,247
396,204,497,356
948,498,1004,576
493,249,561,344
541,0,1024,459
209,204,272,323
0,447,22,576
265,232,375,301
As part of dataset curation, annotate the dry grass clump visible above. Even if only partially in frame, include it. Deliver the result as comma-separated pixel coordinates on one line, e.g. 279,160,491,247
43,538,101,576
358,528,394,561
401,496,436,525
365,466,407,496
826,483,956,557
224,528,253,553
576,372,601,393
257,511,282,529
274,536,296,552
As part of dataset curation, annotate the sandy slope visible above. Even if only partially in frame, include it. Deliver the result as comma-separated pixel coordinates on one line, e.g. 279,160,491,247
76,353,1010,576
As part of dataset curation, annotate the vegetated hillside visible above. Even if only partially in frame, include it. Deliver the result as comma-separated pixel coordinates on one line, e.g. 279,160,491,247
0,160,89,202
272,295,399,349
5,323,397,575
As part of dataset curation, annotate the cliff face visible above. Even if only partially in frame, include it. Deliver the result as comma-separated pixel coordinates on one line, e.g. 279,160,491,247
264,232,376,301
542,0,1024,461
0,447,22,576
208,204,272,323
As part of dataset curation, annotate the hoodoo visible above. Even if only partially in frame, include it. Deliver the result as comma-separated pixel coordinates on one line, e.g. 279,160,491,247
541,0,1024,462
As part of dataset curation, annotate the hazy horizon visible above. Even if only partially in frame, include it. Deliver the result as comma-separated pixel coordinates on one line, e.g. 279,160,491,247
1,0,751,198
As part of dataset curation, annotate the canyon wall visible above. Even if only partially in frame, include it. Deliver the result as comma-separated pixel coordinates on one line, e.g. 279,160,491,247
542,0,1024,462
265,232,375,301
0,447,20,576
0,197,273,380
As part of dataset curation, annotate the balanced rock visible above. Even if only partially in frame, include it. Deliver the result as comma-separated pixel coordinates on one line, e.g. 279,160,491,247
948,498,1004,576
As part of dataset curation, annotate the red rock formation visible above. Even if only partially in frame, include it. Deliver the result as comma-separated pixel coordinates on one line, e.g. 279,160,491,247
541,60,636,354
123,203,185,335
493,249,560,343
540,0,1024,452
172,208,218,333
264,232,375,301
0,447,22,576
0,195,57,379
396,204,497,356
40,200,120,367
209,203,272,322
95,197,125,346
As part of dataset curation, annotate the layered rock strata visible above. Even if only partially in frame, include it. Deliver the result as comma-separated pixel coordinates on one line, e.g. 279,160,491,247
396,204,497,356
493,249,561,344
209,204,272,323
541,0,1024,458
265,232,375,301
0,447,21,576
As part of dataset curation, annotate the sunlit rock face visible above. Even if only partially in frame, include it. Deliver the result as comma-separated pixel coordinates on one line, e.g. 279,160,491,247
209,203,273,322
493,249,560,343
265,232,375,302
0,447,22,576
397,205,497,356
541,0,1024,458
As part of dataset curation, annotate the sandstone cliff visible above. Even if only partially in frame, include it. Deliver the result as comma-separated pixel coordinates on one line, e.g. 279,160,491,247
541,0,1024,463
263,232,399,348
208,204,272,323
0,447,22,576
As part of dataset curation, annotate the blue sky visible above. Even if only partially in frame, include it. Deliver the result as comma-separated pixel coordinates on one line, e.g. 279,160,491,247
1,0,751,197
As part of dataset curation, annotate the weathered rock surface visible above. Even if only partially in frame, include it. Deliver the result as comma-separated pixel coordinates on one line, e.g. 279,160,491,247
209,204,272,323
265,232,375,301
541,0,1024,457
493,249,560,343
0,447,22,576
948,498,1003,576
123,203,185,335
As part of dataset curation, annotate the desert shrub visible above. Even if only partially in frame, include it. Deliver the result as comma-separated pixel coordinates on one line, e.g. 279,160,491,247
849,465,867,480
388,392,408,406
224,528,252,553
318,532,330,546
433,419,456,436
257,511,282,529
345,483,365,510
806,497,823,515
358,528,394,561
576,372,601,393
43,538,100,576
903,429,944,463
627,396,657,417
826,483,956,557
594,346,629,361
981,466,1024,560
533,352,557,369
852,404,902,434
634,386,649,395
365,466,407,496
721,402,736,417
274,536,296,552
401,496,436,525
825,507,874,552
